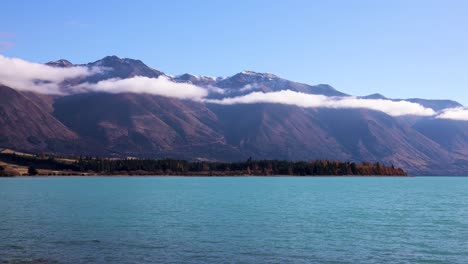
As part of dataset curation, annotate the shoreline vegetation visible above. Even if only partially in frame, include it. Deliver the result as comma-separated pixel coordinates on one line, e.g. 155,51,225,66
0,151,407,177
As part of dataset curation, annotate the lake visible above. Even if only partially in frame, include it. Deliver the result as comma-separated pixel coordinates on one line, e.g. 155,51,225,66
1,177,467,263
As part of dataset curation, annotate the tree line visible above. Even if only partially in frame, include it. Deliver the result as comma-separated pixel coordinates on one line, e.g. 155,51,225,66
0,153,407,176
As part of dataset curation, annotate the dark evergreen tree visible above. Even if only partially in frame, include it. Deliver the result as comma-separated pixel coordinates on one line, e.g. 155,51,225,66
28,166,38,175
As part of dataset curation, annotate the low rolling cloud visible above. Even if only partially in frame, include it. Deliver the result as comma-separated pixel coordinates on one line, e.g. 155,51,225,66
238,83,260,92
0,55,207,99
0,55,100,94
436,107,468,121
74,76,208,100
205,90,437,117
205,85,225,94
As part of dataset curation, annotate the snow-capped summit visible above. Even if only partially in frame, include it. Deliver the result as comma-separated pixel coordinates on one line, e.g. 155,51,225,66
46,59,73,68
239,70,278,79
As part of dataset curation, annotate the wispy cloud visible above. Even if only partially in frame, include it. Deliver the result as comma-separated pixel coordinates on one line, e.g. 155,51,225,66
205,90,437,117
0,32,16,38
436,107,468,121
238,83,261,92
0,32,15,51
205,85,225,94
0,55,100,94
0,41,14,51
74,76,208,100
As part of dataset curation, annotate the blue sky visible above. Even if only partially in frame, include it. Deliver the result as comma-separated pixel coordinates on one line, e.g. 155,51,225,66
1,0,467,105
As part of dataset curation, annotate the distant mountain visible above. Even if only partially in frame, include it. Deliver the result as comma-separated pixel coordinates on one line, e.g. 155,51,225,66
215,71,347,97
46,59,73,68
1,55,467,175
173,73,218,86
362,93,387,100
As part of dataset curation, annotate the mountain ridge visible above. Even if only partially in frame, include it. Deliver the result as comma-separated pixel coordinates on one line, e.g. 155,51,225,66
1,55,466,175
46,55,464,106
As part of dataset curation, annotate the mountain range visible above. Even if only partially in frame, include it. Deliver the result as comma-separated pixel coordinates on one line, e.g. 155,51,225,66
0,55,467,175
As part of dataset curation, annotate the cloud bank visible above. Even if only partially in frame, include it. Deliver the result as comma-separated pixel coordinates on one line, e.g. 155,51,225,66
74,76,208,100
0,55,206,99
205,90,437,117
0,55,99,94
436,107,468,121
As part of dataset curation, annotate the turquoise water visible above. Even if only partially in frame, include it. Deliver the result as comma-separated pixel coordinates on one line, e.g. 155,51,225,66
1,177,468,264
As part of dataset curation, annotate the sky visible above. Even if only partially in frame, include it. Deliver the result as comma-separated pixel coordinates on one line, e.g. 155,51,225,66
1,0,467,105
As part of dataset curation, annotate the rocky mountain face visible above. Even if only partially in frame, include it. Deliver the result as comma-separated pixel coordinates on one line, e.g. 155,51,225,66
0,85,81,154
83,56,165,83
1,56,467,175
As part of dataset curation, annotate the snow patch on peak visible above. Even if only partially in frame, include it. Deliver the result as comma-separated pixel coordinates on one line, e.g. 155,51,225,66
239,70,278,79
46,59,73,68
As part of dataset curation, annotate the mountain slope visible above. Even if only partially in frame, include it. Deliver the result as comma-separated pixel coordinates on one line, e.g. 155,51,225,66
207,103,348,161
0,85,80,153
313,109,456,174
53,92,241,159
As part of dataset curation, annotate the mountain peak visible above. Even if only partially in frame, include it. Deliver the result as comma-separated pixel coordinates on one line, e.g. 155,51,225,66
102,55,121,61
83,56,164,82
91,56,148,68
46,59,73,68
363,93,387,99
238,71,278,79
177,73,217,80
174,73,218,85
88,56,120,66
174,73,202,83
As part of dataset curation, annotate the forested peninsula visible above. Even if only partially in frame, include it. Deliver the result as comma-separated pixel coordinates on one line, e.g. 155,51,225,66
0,152,407,177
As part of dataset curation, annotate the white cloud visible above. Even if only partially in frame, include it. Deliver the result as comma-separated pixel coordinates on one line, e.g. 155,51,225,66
0,55,208,100
436,107,468,121
205,85,225,94
205,90,437,117
0,54,100,94
238,83,260,92
74,76,208,100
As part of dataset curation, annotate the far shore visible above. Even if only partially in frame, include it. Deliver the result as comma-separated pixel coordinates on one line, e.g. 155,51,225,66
1,174,412,178
0,151,408,177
